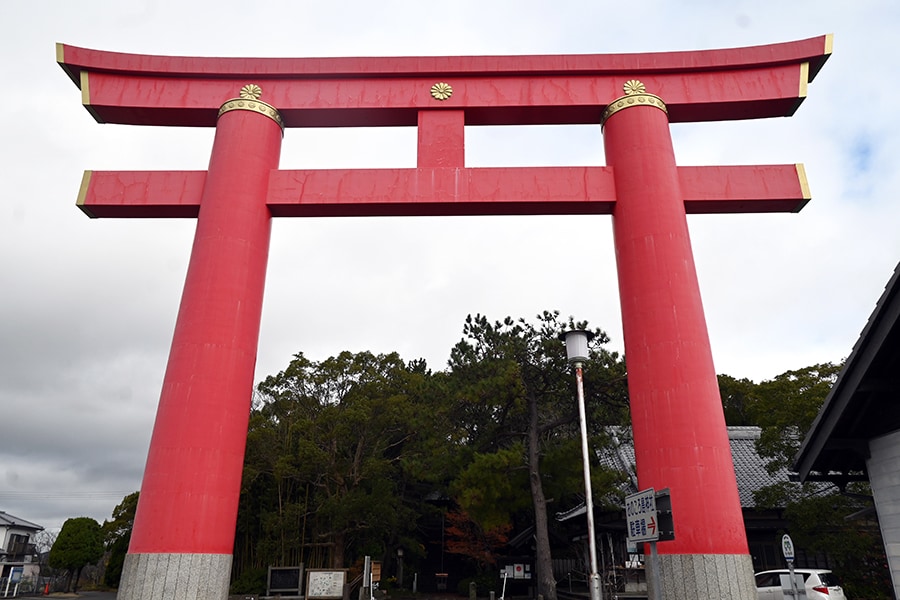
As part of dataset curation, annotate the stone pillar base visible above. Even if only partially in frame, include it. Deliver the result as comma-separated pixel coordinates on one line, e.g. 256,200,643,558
648,553,756,600
117,553,232,600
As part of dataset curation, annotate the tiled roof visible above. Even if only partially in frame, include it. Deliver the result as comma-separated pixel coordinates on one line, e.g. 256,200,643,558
0,511,43,531
729,426,793,506
596,426,792,508
557,426,836,524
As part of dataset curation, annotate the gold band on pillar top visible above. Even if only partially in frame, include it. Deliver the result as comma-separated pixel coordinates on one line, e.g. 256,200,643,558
600,80,667,128
218,84,284,131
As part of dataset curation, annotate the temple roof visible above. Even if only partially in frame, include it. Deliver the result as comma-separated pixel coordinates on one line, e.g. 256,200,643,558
557,426,800,523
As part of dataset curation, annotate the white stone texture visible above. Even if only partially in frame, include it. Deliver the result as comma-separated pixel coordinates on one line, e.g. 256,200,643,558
117,553,232,600
649,553,756,600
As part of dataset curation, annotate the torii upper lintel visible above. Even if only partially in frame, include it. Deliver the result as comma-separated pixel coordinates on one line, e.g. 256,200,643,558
57,35,831,127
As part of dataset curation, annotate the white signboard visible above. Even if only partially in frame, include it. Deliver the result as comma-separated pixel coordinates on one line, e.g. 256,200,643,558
502,563,531,580
306,570,347,599
782,534,795,561
625,487,659,543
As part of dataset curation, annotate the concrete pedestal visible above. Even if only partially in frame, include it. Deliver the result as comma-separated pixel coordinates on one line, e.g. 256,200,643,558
118,553,232,600
650,554,756,600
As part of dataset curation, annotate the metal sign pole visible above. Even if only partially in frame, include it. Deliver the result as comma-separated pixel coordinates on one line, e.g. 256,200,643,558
787,560,799,599
625,487,674,600
649,541,662,600
782,535,798,599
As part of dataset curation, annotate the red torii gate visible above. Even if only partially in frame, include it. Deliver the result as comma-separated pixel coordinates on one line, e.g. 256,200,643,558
58,35,830,600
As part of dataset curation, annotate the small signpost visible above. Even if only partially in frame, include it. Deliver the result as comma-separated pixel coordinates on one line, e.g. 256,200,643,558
781,534,804,599
625,488,659,544
625,488,675,600
782,534,794,562
362,557,382,600
3,566,23,598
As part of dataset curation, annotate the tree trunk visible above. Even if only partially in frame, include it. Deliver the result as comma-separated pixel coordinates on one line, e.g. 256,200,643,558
528,391,557,600
72,566,82,594
332,530,346,568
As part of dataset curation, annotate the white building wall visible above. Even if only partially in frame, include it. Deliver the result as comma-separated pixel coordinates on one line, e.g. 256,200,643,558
867,429,900,599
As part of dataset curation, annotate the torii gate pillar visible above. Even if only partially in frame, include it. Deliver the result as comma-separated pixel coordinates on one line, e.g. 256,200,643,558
117,93,283,598
58,36,832,600
603,86,751,595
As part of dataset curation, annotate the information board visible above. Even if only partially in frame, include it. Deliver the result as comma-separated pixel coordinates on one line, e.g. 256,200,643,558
268,566,303,595
306,569,347,599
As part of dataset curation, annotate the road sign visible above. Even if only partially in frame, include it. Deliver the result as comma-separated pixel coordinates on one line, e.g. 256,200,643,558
626,488,659,543
782,534,795,561
654,488,675,541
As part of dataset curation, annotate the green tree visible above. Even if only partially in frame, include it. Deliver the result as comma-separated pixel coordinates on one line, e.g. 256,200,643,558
745,360,890,597
717,374,758,426
49,517,104,593
233,312,628,594
235,350,454,581
102,491,139,587
447,312,629,600
754,482,891,598
782,486,891,598
750,362,842,474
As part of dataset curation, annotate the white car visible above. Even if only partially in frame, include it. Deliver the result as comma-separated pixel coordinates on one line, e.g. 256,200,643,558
754,569,846,599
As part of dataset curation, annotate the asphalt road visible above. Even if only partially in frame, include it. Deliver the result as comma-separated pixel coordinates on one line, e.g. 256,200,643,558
40,593,117,599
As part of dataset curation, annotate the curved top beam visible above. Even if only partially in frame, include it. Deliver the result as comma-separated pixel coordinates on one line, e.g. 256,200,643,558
57,35,831,128
57,36,832,81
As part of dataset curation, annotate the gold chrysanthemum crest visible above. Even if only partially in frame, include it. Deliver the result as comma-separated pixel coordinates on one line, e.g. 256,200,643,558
240,84,263,100
218,83,284,132
623,80,646,95
430,82,453,101
600,79,667,128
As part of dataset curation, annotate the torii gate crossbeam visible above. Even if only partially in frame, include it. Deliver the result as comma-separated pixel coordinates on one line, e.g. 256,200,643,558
58,35,831,600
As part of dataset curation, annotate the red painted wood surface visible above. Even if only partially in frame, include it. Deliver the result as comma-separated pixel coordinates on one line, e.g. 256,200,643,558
58,36,830,79
126,107,283,555
78,164,808,218
418,110,465,168
58,36,830,127
605,99,748,556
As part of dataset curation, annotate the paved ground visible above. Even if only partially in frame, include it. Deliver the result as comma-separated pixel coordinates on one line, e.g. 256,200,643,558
36,593,117,599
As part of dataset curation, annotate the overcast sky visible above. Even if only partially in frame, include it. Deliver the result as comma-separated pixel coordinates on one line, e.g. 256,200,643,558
1,1,898,533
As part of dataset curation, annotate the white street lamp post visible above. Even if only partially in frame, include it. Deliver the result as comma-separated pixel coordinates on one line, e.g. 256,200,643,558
560,330,603,600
